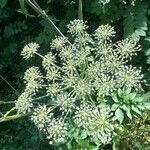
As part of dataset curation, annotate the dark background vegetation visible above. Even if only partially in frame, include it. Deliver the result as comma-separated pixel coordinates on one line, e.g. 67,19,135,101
0,0,150,149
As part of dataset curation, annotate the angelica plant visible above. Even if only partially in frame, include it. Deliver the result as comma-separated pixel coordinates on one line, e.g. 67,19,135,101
15,19,147,147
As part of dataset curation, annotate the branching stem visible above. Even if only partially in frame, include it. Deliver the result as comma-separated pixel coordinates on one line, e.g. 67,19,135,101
26,0,72,46
0,75,19,95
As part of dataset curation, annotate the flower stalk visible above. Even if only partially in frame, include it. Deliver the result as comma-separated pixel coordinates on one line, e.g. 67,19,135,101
26,0,72,46
78,0,83,20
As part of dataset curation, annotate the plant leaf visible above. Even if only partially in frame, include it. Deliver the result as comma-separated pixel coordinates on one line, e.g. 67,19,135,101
115,108,124,123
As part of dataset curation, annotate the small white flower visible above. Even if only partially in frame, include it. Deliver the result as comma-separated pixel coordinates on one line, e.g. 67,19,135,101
31,105,53,130
59,46,74,60
42,52,56,69
88,105,114,145
46,83,61,96
73,78,92,97
67,19,88,36
21,43,39,59
94,24,116,41
23,66,42,83
95,74,117,96
116,65,144,90
46,67,60,81
23,66,43,94
50,36,67,50
15,93,33,114
56,93,76,112
46,118,68,144
74,103,93,128
115,38,141,59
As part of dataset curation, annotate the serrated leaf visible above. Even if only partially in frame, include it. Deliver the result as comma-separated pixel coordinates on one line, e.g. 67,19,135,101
115,108,124,123
130,92,137,100
145,48,150,56
122,105,132,119
118,89,122,97
135,29,146,36
130,32,140,42
137,104,145,110
76,139,90,148
112,104,119,111
80,130,88,139
112,95,119,103
124,88,131,95
123,14,134,38
131,105,142,115
143,102,150,109
134,97,144,103
145,37,150,42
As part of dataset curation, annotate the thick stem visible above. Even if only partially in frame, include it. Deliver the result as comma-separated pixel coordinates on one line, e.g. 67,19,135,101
0,101,15,105
78,0,83,20
4,107,16,117
0,113,31,123
0,104,60,123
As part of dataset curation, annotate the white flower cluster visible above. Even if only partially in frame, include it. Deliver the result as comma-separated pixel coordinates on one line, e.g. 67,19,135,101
56,93,76,112
23,66,41,82
31,105,53,130
46,118,68,145
21,43,39,59
115,38,141,59
17,19,145,146
42,52,56,70
73,103,93,128
51,36,67,50
67,19,88,36
116,66,144,90
15,93,33,114
74,103,114,145
23,66,43,95
94,24,116,41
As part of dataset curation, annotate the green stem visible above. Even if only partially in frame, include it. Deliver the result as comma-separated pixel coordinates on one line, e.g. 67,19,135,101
0,113,31,123
32,94,49,101
4,107,16,117
0,101,15,105
26,0,72,46
0,75,19,95
0,112,4,117
35,52,64,72
78,0,83,20
0,104,60,123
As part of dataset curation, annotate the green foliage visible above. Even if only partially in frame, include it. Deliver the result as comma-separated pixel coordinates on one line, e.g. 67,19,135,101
112,88,150,123
0,0,150,149
123,4,148,41
10,18,148,149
